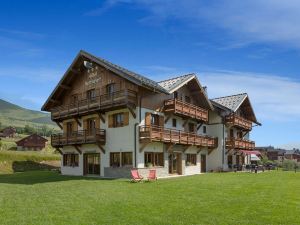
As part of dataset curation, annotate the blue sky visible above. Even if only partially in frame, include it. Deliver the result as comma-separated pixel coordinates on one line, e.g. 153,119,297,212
0,0,300,148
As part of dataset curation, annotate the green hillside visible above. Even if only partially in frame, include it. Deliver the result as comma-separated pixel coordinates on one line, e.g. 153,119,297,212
0,99,58,130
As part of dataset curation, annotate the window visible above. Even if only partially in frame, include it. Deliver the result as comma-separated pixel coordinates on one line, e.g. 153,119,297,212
173,91,178,99
203,126,207,134
110,152,120,167
110,152,133,167
185,96,191,103
87,89,96,101
188,123,195,133
186,154,197,166
106,83,115,96
63,154,79,167
238,131,243,139
144,152,164,167
172,118,177,128
109,112,129,128
113,113,124,127
151,114,160,126
122,152,133,167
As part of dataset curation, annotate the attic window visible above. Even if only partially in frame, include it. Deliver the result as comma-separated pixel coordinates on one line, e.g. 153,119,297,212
173,91,178,99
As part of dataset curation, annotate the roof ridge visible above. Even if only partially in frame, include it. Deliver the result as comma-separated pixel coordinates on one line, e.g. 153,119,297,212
158,73,195,83
211,92,247,100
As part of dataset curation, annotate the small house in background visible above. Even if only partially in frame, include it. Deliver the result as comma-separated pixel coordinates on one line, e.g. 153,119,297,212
0,126,16,138
15,134,48,151
285,149,300,162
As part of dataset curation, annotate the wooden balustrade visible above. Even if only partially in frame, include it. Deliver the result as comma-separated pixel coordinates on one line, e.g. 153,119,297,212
164,99,209,122
225,114,252,131
51,89,137,120
51,129,106,147
226,138,255,150
139,125,218,148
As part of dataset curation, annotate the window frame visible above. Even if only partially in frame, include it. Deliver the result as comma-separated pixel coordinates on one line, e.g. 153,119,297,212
186,154,197,166
63,154,79,167
113,113,124,127
172,118,177,128
144,152,164,167
110,152,133,167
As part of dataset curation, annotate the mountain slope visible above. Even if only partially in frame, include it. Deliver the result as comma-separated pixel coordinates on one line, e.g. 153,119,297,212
0,99,57,129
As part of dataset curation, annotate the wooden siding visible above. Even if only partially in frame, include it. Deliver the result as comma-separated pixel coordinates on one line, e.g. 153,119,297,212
140,125,218,148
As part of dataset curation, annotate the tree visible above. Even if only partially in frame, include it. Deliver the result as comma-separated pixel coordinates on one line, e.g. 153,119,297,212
24,125,36,134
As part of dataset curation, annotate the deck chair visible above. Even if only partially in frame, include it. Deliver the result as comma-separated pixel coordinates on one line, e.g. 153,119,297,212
131,169,143,182
147,169,157,181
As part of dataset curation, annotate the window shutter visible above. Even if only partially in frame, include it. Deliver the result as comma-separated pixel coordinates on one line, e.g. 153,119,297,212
145,112,151,126
159,115,165,128
108,115,113,128
95,117,100,129
123,112,129,126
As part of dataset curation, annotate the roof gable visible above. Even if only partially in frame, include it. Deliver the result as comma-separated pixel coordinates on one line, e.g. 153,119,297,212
42,50,168,111
158,74,214,110
211,93,260,125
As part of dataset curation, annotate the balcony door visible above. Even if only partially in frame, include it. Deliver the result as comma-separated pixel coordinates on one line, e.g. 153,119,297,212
168,153,182,175
86,118,96,136
84,153,100,175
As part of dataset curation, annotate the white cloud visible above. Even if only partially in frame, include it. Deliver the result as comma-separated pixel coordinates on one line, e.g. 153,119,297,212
199,70,300,122
98,0,300,48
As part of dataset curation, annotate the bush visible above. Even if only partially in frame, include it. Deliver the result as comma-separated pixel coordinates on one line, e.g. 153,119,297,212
282,160,298,171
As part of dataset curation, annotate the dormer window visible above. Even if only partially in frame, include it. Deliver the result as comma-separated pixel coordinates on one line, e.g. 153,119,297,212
87,89,96,101
173,91,178,99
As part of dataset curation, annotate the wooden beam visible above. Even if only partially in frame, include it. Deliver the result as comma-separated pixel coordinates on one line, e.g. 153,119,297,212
165,143,174,152
183,145,190,153
197,149,203,154
182,119,189,128
98,145,105,154
74,117,82,127
56,148,63,155
49,99,60,104
55,121,63,129
128,106,136,119
139,143,149,153
208,149,214,155
197,123,203,131
97,113,105,123
164,115,171,124
59,84,71,90
74,145,82,154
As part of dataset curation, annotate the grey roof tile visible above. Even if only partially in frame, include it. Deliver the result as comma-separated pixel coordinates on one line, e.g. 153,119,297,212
158,74,195,92
211,93,248,112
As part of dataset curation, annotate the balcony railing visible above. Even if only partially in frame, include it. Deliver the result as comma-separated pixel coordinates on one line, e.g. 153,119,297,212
51,129,106,148
226,138,255,150
164,99,208,122
225,114,252,131
140,125,218,148
51,89,137,120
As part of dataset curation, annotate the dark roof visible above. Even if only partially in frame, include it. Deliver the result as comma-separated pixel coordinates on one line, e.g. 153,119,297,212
211,93,248,112
158,74,195,92
16,134,48,145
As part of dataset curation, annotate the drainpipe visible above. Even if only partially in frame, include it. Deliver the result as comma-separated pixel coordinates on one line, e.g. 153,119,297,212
134,95,143,168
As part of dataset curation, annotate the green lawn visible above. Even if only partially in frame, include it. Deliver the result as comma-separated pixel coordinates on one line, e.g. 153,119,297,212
0,171,299,225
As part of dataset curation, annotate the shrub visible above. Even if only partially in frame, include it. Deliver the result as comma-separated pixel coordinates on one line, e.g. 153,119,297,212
282,160,297,171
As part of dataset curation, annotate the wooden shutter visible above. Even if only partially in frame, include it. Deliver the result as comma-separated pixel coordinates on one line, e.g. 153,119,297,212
123,112,129,126
159,115,164,128
145,112,151,126
108,115,113,128
95,117,100,129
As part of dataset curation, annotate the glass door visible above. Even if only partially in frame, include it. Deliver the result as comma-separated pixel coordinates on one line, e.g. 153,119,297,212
84,153,100,175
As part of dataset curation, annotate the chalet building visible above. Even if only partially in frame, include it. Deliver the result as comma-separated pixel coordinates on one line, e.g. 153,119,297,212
0,126,16,138
42,50,260,177
16,134,48,151
209,94,261,171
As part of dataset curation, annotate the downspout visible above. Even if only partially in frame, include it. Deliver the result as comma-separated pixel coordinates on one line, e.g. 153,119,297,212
134,95,142,168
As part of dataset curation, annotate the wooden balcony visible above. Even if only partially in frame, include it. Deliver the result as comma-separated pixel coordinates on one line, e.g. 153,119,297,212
225,114,252,131
51,129,106,148
140,125,218,148
164,99,209,122
51,89,137,120
226,138,255,150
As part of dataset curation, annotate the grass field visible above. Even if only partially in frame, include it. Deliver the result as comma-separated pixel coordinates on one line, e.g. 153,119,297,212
0,171,299,225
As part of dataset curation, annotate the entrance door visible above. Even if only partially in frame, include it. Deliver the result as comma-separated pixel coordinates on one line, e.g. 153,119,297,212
84,153,100,175
201,154,206,173
169,153,182,174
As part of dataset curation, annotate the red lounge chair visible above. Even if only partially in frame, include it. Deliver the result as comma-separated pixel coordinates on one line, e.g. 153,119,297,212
131,169,143,182
147,169,157,181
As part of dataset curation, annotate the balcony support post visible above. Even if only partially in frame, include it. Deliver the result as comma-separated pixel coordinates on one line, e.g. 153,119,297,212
97,112,105,123
55,121,63,129
74,145,82,154
197,123,203,131
74,117,82,127
128,106,136,119
165,143,174,153
97,144,105,154
56,148,63,155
